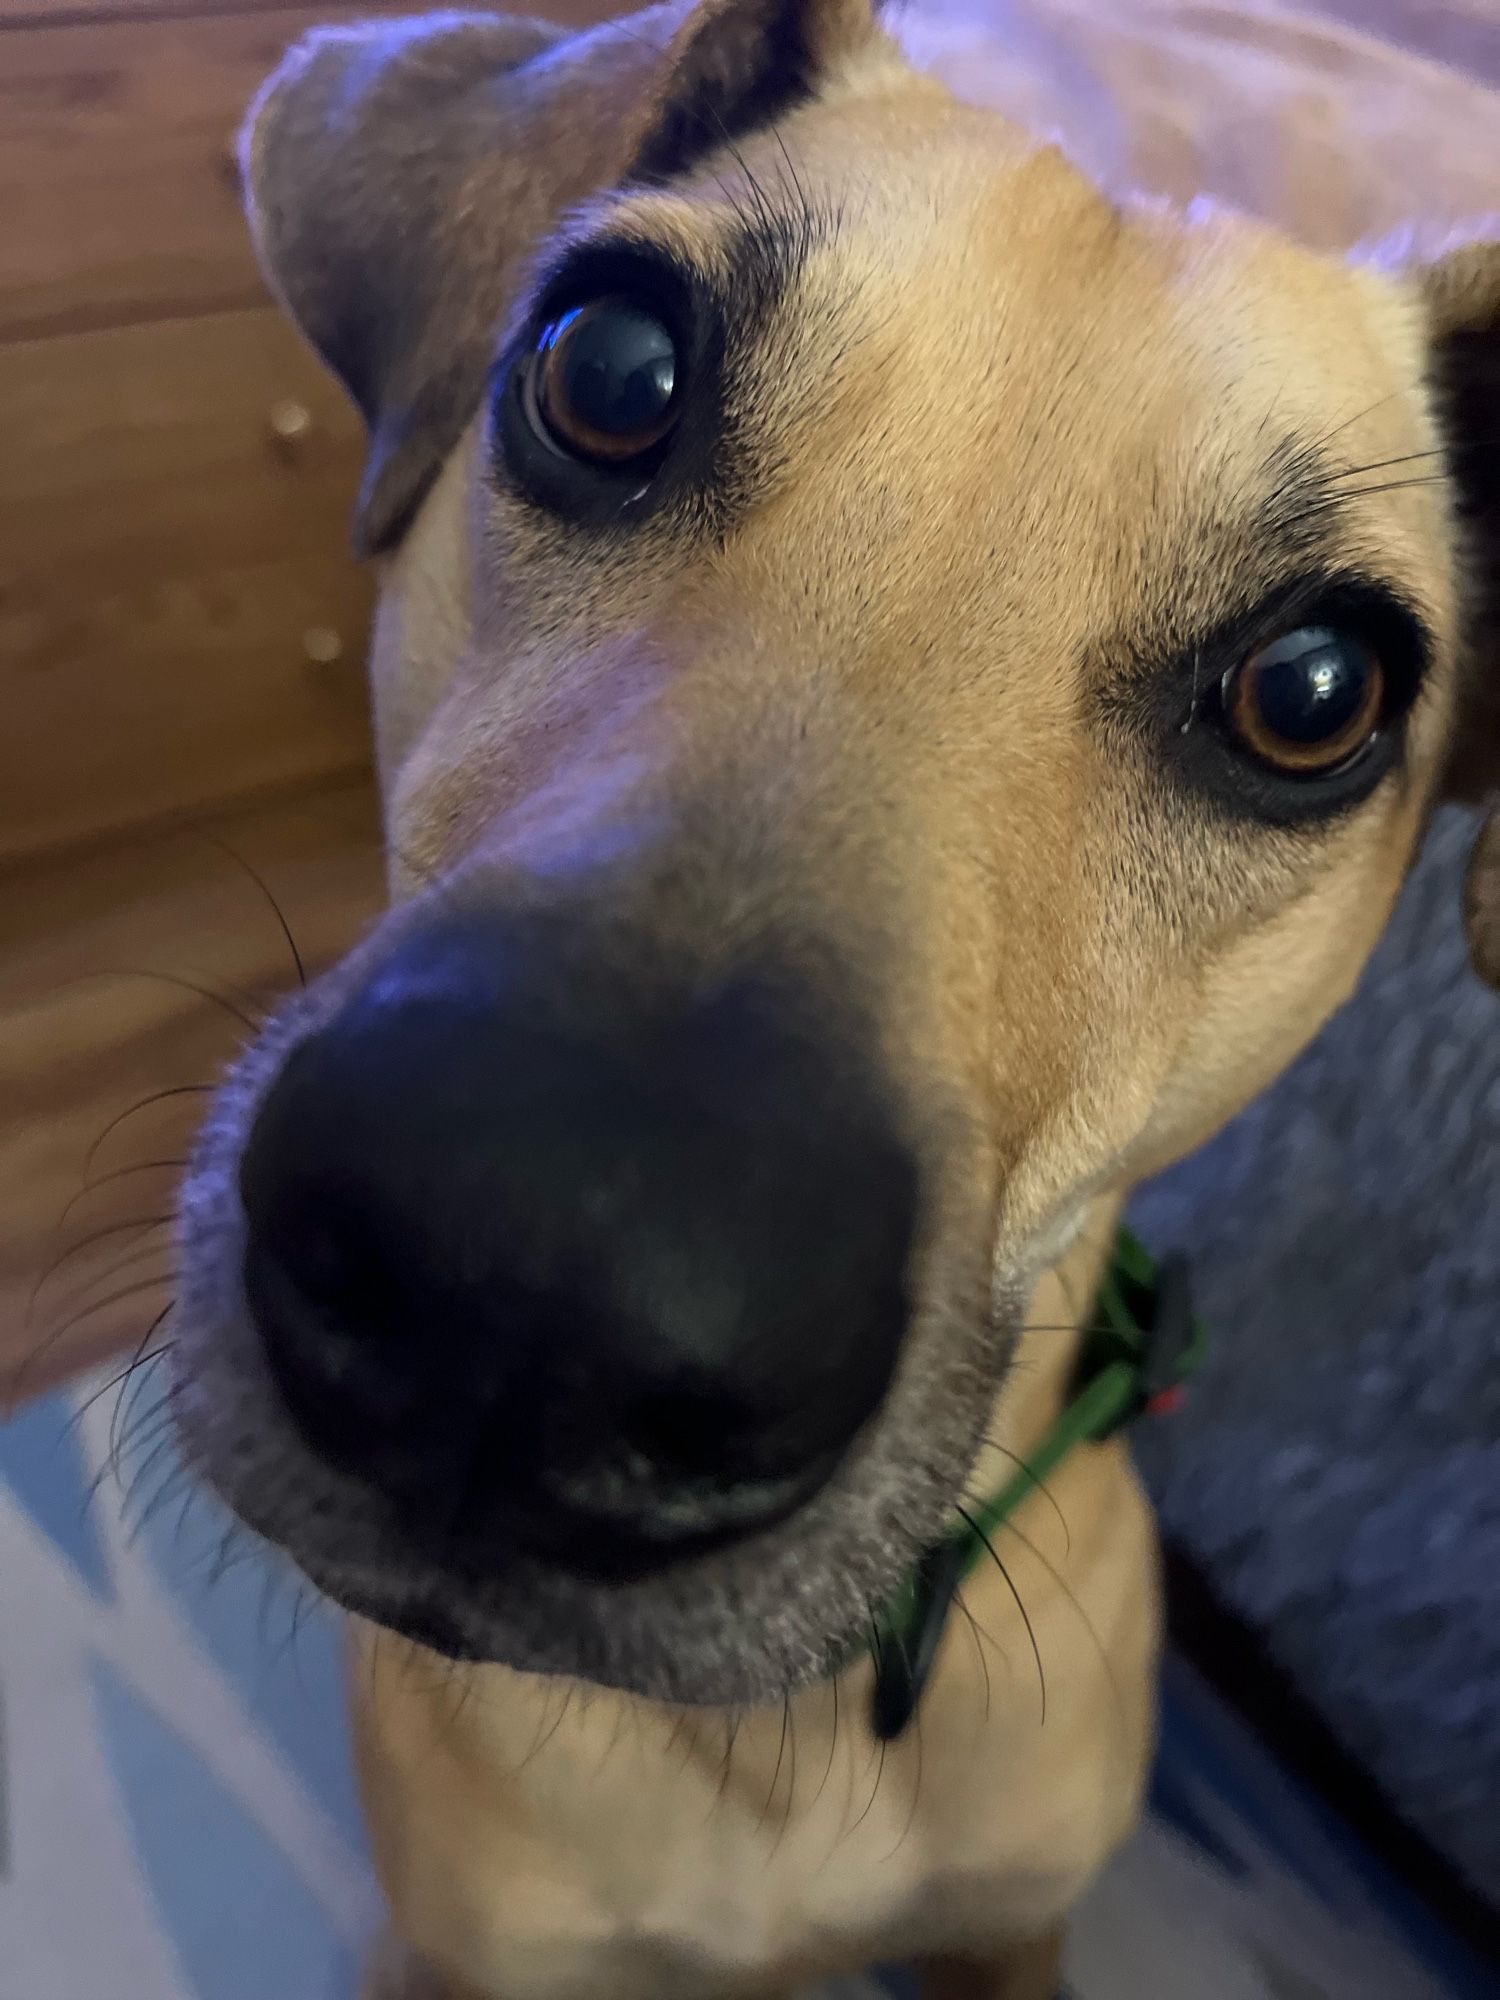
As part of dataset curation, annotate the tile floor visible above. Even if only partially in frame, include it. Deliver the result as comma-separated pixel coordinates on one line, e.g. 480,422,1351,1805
2,1377,1490,2000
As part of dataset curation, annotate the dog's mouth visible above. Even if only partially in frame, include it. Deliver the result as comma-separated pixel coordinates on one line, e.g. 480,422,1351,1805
170,926,1011,1706
171,1261,1013,1706
171,1222,1013,1705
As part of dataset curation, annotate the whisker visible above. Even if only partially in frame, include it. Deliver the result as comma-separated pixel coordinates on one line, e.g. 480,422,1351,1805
44,1238,175,1330
10,1267,174,1403
848,1614,888,1836
953,1589,996,1719
65,1332,171,1439
886,1705,923,1861
275,1584,320,1703
764,1692,792,1828
84,1085,213,1182
814,1671,841,1809
41,1270,175,1345
254,1556,285,1654
956,1501,1047,1724
1329,435,1500,484
109,1314,176,1473
30,1213,173,1314
1014,1318,1123,1340
1335,473,1451,502
168,1480,201,1556
51,967,262,1037
111,1380,178,1475
55,1157,188,1234
768,1696,801,1851
203,1521,244,1596
975,1435,1072,1555
120,1445,187,1539
184,822,308,989
769,122,814,249
517,1682,575,1772
714,1708,742,1813
113,1352,176,1438
1329,444,1447,481
999,1515,1125,1724
1308,389,1402,453
84,1412,166,1522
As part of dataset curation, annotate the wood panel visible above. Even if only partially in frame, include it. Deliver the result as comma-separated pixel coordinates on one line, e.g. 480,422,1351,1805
0,1,348,25
0,0,627,342
1,307,374,860
0,0,633,1416
0,775,385,1406
0,0,615,30
0,6,383,342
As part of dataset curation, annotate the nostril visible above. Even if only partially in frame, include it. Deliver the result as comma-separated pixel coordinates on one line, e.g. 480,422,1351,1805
625,1387,744,1481
243,1228,421,1464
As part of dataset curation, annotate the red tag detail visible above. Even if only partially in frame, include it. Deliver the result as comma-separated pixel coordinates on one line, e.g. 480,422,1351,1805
1147,1385,1186,1419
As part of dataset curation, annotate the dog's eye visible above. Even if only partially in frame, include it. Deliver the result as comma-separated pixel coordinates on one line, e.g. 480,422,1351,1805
1223,625,1383,775
527,299,680,464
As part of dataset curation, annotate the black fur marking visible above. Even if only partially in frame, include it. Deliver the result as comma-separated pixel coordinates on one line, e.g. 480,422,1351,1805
632,0,822,185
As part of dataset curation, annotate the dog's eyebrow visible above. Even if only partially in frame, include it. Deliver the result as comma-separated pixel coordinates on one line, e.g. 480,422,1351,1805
1080,431,1442,773
1257,435,1357,567
716,200,831,320
1108,432,1434,669
529,179,828,337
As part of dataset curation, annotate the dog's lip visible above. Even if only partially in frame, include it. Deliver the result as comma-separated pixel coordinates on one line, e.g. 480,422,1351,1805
175,1067,1015,1701
333,1577,486,1662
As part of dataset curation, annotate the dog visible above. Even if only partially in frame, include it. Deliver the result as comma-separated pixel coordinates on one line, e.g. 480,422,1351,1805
169,0,1500,1993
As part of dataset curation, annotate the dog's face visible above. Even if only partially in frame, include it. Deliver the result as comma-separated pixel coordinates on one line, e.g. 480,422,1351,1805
173,0,1500,1703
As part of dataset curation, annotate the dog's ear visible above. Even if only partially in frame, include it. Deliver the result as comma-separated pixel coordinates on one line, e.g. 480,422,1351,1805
241,0,880,556
1416,236,1500,984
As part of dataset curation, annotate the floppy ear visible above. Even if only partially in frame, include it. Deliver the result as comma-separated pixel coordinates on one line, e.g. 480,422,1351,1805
241,0,880,557
1418,235,1500,986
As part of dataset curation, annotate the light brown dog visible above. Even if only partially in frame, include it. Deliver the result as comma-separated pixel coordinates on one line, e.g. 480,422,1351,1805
171,1,1500,1995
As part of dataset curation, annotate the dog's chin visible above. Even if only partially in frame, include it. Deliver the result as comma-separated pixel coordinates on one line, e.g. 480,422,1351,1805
173,1340,992,1707
170,1284,1015,1708
269,1551,870,1698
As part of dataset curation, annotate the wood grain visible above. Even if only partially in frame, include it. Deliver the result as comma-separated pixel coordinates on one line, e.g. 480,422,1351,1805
0,0,631,1411
0,775,385,1406
0,1,625,341
0,0,616,32
0,7,360,342
0,1,357,25
2,307,374,861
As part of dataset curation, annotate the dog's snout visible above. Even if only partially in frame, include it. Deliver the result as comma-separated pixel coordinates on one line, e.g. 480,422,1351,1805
237,910,919,1580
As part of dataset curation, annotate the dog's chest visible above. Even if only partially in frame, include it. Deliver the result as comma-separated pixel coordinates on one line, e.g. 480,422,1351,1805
357,1458,1159,1998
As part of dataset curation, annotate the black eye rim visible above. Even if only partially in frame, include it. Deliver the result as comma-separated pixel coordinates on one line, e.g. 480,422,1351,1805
1149,574,1432,828
490,241,720,528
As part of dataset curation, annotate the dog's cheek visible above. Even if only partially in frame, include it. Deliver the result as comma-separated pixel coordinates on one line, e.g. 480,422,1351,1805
1132,838,1417,1180
366,434,481,795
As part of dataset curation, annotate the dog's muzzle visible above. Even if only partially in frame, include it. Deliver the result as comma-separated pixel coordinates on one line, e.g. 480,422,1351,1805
235,905,920,1584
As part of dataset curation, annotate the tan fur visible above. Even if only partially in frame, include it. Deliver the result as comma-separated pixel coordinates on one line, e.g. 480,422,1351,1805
351,1214,1155,1998
171,3,1500,1995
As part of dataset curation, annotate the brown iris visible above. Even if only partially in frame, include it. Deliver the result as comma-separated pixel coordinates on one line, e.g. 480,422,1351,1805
1225,625,1384,775
532,298,680,464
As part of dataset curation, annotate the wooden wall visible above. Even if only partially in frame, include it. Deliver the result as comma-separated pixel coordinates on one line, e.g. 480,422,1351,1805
0,0,610,1398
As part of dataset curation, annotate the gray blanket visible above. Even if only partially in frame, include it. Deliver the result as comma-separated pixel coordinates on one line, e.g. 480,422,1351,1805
1132,806,1500,1905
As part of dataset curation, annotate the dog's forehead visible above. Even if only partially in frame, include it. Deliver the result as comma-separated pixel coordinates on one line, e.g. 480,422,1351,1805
546,99,1440,650
575,94,1424,475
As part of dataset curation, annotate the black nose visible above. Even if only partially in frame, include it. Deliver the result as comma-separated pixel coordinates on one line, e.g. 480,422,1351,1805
239,910,917,1580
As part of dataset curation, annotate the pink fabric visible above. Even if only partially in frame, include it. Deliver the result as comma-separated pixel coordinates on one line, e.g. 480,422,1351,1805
902,0,1500,251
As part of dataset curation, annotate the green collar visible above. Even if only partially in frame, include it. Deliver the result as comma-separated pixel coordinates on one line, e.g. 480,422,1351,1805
868,1226,1207,1738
